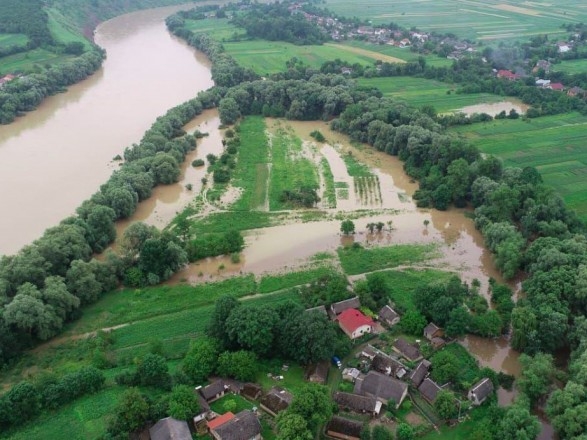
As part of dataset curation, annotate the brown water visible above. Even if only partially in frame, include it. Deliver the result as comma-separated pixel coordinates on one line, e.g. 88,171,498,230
0,3,212,256
458,100,530,116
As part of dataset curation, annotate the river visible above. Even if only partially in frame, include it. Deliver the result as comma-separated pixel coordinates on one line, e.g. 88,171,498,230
0,3,213,256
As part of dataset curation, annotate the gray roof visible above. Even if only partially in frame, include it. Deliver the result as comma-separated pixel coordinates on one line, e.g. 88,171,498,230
326,416,363,438
333,391,378,413
355,371,407,404
200,380,226,401
213,410,261,440
393,338,421,361
260,387,293,414
241,383,262,401
409,360,431,387
306,361,329,384
378,305,399,324
371,353,402,376
418,378,441,403
331,296,361,315
306,305,328,315
149,417,191,440
470,378,494,401
424,322,441,338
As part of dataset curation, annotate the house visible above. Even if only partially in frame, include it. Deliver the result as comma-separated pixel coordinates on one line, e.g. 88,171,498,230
378,305,400,327
568,86,585,98
418,378,442,404
533,59,551,73
409,359,431,387
392,338,422,362
399,38,411,48
333,392,382,416
199,380,228,403
468,378,494,406
306,305,328,315
210,410,262,440
260,387,293,416
535,79,551,88
497,70,520,81
557,42,571,53
193,391,211,423
241,383,262,401
330,297,361,315
549,82,564,91
357,26,375,35
306,362,329,384
337,308,373,339
424,323,443,341
354,371,408,409
150,417,192,440
431,337,446,350
371,353,406,379
342,367,362,382
208,412,235,432
326,416,363,440
359,345,377,360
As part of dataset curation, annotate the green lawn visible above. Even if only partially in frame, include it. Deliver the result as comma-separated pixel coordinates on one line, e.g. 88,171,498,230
551,58,587,74
324,0,579,42
47,7,91,48
0,33,28,49
367,268,454,312
451,112,587,221
337,243,438,275
0,47,74,73
343,40,452,67
358,77,507,112
258,266,339,293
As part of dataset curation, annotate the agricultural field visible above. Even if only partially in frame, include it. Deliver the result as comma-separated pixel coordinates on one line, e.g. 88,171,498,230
451,112,587,220
342,40,453,67
46,7,91,48
324,0,585,42
0,33,28,49
551,58,587,74
358,76,508,113
0,47,74,73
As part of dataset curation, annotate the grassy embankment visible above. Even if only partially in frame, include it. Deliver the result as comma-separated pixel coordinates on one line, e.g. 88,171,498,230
358,76,511,113
182,18,453,75
450,112,587,221
324,0,583,42
551,58,587,74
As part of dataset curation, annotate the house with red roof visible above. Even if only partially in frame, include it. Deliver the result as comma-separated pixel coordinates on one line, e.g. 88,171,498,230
207,412,235,432
338,308,373,339
496,70,520,81
549,82,564,91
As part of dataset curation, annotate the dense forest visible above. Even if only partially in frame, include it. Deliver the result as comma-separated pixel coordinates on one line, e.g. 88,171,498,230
0,0,53,48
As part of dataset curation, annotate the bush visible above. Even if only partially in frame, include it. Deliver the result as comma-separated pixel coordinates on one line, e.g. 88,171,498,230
192,159,205,167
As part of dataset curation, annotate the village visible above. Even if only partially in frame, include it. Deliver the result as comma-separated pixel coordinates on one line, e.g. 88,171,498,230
147,295,497,440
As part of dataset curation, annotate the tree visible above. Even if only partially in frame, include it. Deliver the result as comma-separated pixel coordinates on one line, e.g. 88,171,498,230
225,305,278,357
275,412,313,440
396,423,415,440
518,353,554,405
500,401,541,440
397,310,427,335
136,354,170,390
3,381,41,425
169,385,200,420
66,259,103,305
207,295,241,349
41,276,80,320
445,306,470,337
287,384,332,431
430,350,460,384
435,390,458,420
216,350,257,381
182,338,219,383
219,97,240,124
108,388,150,435
3,293,62,340
278,311,337,364
340,219,355,235
371,425,393,440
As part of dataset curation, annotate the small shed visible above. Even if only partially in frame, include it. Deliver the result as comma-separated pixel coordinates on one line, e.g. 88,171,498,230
260,387,293,417
359,345,377,360
392,338,422,362
423,323,443,341
342,367,362,382
150,417,192,440
241,383,262,401
333,392,381,416
378,305,400,327
326,416,364,440
198,380,228,403
210,410,262,440
371,353,405,378
468,378,494,406
306,361,329,384
409,360,431,388
306,305,328,315
330,297,361,316
418,378,442,404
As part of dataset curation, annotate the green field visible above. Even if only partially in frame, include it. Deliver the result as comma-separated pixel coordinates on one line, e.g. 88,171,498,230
343,40,453,67
47,8,91,48
358,76,507,112
325,0,582,42
451,112,587,220
551,58,587,74
0,33,28,49
0,47,74,73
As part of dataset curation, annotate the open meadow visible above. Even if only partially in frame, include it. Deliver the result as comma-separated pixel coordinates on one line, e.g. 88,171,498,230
551,58,587,75
358,76,508,112
324,0,585,42
0,33,28,49
451,112,587,221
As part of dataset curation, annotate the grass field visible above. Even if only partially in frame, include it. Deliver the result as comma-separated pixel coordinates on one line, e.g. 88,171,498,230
324,0,583,42
342,40,453,67
0,47,74,73
0,33,28,49
358,77,507,112
551,58,587,74
451,112,587,221
47,8,92,48
337,243,438,275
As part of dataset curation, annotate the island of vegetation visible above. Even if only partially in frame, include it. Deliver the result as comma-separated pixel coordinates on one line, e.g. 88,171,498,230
2,1,587,440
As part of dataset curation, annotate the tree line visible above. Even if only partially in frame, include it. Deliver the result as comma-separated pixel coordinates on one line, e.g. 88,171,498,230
0,0,53,49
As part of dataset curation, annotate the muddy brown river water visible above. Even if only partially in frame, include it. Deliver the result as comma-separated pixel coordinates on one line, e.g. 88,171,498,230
0,3,212,256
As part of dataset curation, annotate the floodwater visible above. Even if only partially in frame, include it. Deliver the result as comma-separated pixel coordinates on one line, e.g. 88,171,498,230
458,100,530,116
0,3,212,256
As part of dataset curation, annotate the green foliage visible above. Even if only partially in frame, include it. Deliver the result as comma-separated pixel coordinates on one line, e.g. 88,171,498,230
435,390,459,420
297,272,351,308
337,244,437,275
216,350,258,381
340,219,355,236
182,338,220,383
499,401,541,440
187,230,244,261
169,385,200,420
136,353,171,390
518,353,555,405
398,310,427,336
430,344,482,392
287,383,333,431
107,388,150,436
258,266,338,294
396,422,415,440
276,412,313,440
310,130,325,142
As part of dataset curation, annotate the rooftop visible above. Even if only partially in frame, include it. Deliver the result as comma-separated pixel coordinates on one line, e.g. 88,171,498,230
338,308,374,334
